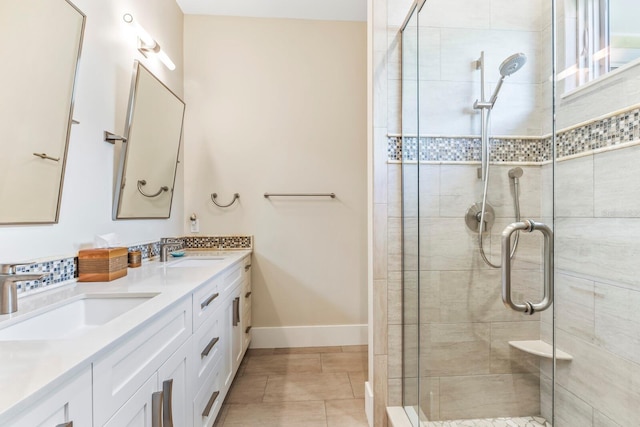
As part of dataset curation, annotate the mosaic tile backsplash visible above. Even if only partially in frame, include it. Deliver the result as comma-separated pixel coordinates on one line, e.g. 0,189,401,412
389,105,640,162
15,258,76,293
182,235,253,250
15,235,252,295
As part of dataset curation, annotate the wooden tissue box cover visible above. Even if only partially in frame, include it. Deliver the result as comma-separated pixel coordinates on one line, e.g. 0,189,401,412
78,247,128,282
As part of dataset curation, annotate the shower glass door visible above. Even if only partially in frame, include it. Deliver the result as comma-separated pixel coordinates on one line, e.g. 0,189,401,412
401,0,555,424
401,4,420,425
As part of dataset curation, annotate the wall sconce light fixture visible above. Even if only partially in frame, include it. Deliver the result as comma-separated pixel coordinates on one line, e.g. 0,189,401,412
123,13,176,71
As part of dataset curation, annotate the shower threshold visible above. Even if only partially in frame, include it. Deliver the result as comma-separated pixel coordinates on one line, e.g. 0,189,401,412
424,416,549,427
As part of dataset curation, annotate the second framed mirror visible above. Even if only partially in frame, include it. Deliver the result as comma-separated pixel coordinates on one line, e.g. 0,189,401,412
113,61,185,219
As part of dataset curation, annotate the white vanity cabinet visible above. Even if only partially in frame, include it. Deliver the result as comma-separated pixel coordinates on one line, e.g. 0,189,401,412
3,367,92,427
94,296,192,426
0,251,253,427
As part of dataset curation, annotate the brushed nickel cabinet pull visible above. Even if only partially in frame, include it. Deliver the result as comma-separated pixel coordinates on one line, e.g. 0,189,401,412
201,337,220,358
201,292,219,309
152,390,163,427
202,390,220,417
232,297,240,326
163,379,174,427
245,291,252,298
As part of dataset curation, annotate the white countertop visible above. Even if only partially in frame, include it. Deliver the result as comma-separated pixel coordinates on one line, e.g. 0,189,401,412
0,249,251,422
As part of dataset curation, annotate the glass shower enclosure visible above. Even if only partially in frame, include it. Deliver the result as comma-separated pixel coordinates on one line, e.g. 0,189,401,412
399,0,640,425
400,0,555,424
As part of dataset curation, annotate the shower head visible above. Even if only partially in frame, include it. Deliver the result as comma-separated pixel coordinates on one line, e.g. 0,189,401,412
508,167,524,179
499,53,527,77
488,53,527,106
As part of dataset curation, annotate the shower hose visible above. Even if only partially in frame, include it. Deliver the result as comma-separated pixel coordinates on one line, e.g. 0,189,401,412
477,110,521,268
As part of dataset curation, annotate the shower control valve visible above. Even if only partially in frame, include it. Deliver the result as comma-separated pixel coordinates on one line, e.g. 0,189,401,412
465,202,496,233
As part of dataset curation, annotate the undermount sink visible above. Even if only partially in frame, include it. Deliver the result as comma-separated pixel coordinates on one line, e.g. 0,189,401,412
163,257,226,268
0,293,158,341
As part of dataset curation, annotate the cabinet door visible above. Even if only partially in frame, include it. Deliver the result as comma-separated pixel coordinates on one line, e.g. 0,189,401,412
221,294,234,389
93,297,192,426
230,288,243,372
103,373,158,427
158,337,192,427
3,367,92,427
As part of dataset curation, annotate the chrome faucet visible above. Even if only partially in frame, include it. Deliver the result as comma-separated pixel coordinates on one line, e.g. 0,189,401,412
0,264,50,314
159,238,184,262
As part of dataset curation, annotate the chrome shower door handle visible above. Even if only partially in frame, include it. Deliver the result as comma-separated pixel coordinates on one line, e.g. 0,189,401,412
501,220,554,315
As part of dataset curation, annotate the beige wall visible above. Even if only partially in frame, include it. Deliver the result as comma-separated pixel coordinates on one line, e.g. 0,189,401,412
0,0,185,261
183,16,367,334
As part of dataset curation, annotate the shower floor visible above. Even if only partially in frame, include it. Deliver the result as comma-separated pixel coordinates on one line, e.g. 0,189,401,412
425,416,549,427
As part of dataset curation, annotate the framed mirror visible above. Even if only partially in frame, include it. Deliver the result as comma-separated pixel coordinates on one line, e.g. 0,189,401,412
113,61,185,219
0,0,85,224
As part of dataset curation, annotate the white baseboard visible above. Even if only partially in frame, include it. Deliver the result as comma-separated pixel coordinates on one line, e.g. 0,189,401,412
365,381,374,427
249,324,367,348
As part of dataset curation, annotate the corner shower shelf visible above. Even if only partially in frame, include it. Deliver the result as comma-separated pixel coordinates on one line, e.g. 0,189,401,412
509,340,573,361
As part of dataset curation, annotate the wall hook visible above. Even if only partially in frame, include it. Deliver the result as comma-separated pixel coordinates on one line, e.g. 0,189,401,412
211,192,240,208
137,180,169,198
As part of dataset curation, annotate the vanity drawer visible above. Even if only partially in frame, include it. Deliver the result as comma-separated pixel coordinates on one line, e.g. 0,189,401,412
193,305,224,392
193,276,222,331
93,297,192,427
220,263,243,294
242,256,252,293
194,359,224,427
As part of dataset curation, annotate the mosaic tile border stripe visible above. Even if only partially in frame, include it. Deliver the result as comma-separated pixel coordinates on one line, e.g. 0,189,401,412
388,136,550,162
556,107,640,157
389,105,640,162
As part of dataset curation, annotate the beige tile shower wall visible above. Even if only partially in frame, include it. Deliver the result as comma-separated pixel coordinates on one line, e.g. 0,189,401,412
546,145,640,426
390,0,548,137
183,16,367,329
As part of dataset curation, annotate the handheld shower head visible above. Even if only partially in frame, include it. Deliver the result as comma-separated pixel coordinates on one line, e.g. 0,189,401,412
489,53,527,106
499,53,527,77
508,167,524,179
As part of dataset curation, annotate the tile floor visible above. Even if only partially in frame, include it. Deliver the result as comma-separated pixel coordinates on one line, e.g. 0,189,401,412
425,416,548,427
214,346,369,427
